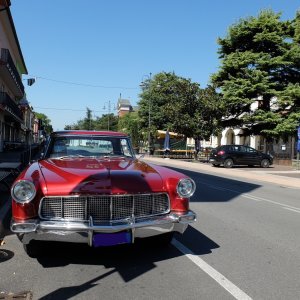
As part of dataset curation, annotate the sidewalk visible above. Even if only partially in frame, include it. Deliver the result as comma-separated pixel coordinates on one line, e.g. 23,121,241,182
142,157,300,189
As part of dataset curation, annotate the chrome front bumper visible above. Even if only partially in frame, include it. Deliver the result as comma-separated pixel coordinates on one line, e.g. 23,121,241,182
11,210,196,245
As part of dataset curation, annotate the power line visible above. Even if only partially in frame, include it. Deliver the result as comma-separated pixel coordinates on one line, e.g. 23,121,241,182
25,75,139,90
34,106,113,113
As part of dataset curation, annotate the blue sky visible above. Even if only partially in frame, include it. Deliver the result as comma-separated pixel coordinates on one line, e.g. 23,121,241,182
11,0,300,130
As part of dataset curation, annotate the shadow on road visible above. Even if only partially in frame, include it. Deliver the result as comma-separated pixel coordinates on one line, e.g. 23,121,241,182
0,249,14,263
33,227,219,299
36,226,218,268
39,269,117,300
167,166,261,203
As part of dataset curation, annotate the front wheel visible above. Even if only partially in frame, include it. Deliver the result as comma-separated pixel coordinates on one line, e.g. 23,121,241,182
261,159,270,168
224,158,234,168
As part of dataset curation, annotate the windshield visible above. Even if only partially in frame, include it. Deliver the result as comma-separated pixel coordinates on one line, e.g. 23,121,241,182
45,136,134,159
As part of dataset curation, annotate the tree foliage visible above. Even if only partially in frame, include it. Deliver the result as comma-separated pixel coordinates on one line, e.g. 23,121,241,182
64,108,118,131
34,112,53,134
94,113,118,131
118,111,141,147
211,9,300,138
138,72,224,141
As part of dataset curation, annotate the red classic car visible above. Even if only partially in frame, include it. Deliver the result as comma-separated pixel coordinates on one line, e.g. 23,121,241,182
10,131,196,257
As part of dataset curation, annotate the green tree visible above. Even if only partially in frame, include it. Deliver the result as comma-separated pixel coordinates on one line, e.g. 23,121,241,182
271,10,300,138
64,124,80,130
34,112,53,134
94,113,118,131
118,111,141,148
138,72,224,141
196,85,225,139
64,107,95,130
65,108,119,131
82,107,94,130
211,9,300,138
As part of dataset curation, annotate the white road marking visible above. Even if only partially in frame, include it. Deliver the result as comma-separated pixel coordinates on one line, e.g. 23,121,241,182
283,207,300,214
201,182,300,212
242,195,262,202
172,239,253,300
243,193,300,211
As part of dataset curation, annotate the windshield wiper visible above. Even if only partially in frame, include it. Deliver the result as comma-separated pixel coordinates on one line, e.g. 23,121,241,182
53,155,86,160
102,154,132,159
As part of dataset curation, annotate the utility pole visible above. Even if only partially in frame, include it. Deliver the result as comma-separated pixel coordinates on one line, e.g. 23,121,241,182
140,73,152,154
148,73,152,154
108,100,111,131
103,100,111,131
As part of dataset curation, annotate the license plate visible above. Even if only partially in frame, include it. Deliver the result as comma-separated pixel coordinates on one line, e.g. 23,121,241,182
92,231,132,247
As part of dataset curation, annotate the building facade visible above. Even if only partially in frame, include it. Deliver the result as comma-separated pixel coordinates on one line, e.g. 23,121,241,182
187,98,297,164
117,98,133,117
0,1,31,152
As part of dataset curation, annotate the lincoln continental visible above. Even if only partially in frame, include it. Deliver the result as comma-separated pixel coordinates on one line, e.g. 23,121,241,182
10,131,196,257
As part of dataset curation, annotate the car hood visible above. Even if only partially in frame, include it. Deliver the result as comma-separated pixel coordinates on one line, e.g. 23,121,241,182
38,157,165,195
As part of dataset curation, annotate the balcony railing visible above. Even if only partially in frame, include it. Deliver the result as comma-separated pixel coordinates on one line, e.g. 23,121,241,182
0,48,25,96
0,92,23,121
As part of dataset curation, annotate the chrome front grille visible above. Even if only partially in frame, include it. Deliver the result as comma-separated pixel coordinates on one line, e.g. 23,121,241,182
39,193,170,222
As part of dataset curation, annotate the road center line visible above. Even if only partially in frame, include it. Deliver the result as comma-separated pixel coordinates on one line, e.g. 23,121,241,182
172,239,253,300
243,193,300,211
283,207,300,214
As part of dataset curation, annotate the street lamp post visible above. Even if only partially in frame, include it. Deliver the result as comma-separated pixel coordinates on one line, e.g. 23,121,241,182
140,73,152,154
103,101,117,131
103,100,112,131
148,74,152,155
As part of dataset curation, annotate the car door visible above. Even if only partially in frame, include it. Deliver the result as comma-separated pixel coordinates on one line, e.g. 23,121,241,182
230,145,243,164
243,146,260,165
235,145,248,165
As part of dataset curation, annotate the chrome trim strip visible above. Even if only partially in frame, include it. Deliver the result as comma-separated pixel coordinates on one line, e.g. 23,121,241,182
110,195,112,220
11,210,196,234
88,216,93,247
85,197,88,220
61,197,63,218
151,194,154,214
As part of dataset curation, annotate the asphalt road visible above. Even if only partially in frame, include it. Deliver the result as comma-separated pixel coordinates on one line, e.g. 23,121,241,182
0,161,299,299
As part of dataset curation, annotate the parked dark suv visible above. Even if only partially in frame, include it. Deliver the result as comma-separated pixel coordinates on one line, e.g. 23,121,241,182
209,145,273,168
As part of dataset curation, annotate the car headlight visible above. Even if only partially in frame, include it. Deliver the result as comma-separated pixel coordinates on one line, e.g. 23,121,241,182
11,180,36,204
176,178,196,198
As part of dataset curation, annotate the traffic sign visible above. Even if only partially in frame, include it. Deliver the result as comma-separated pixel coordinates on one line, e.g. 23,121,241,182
298,140,300,152
298,126,300,139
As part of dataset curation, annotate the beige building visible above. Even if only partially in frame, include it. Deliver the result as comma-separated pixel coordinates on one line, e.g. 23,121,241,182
117,98,133,117
0,1,31,152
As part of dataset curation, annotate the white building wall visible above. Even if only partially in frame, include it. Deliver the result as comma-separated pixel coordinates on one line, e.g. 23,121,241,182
210,136,219,148
233,129,243,145
250,136,257,149
187,129,277,153
221,129,227,145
